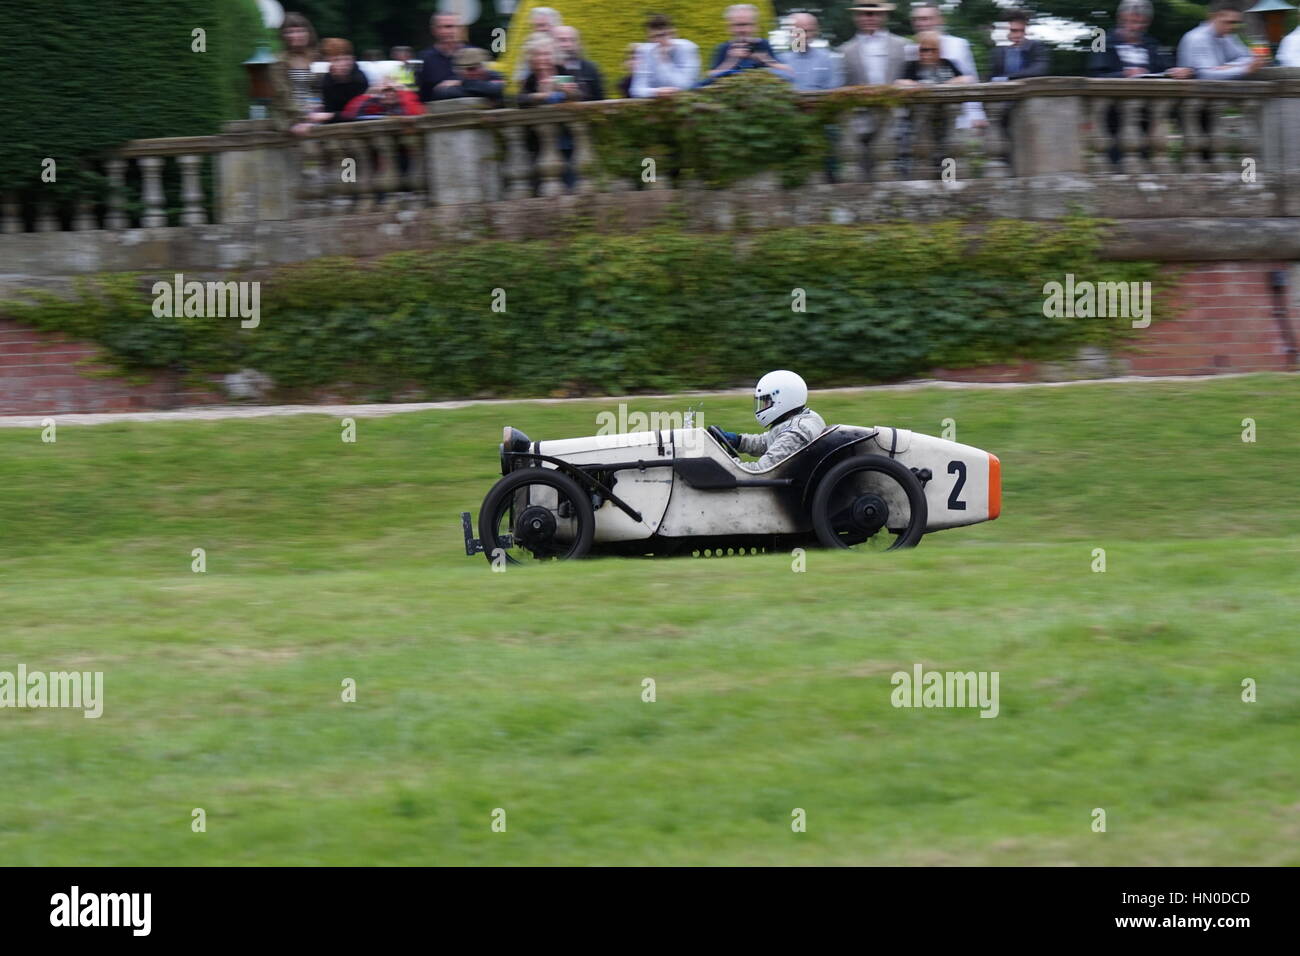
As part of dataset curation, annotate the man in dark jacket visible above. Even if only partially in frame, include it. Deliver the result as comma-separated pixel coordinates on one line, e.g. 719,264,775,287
418,11,491,103
552,26,605,101
702,3,792,84
989,11,1050,80
1086,0,1192,166
432,48,506,107
1087,0,1192,79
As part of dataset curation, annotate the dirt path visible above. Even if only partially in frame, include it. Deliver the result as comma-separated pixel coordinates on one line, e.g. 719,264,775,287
0,372,1272,428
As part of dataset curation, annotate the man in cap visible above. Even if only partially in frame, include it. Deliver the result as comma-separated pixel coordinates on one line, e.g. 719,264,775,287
432,47,506,108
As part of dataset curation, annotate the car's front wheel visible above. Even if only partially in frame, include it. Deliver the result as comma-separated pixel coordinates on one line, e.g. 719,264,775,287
477,467,595,565
811,454,927,552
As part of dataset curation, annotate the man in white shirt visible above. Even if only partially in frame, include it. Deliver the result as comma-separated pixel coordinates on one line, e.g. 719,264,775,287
1280,23,1300,67
631,13,701,97
906,3,987,129
1177,3,1266,79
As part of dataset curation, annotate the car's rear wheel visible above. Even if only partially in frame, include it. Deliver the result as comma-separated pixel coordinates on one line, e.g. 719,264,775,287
811,454,927,551
478,467,595,565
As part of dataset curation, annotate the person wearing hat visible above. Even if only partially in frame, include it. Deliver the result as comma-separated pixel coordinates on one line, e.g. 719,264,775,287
432,47,506,108
838,2,907,87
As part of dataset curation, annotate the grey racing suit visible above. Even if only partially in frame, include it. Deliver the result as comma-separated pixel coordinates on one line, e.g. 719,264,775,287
735,408,827,472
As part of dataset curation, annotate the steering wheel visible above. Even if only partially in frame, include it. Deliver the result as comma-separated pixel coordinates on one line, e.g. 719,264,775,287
708,424,741,459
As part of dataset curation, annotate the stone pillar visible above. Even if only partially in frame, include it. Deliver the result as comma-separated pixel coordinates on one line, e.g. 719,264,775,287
425,99,497,205
1008,78,1087,176
216,120,299,223
1258,69,1300,217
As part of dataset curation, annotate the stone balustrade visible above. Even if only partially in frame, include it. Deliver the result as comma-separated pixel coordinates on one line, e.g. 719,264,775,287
3,73,1298,235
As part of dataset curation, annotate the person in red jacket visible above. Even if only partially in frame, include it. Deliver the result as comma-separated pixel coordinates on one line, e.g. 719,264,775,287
339,76,424,120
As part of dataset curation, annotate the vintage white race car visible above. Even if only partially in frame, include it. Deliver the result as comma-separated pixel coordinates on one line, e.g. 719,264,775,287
462,420,1001,564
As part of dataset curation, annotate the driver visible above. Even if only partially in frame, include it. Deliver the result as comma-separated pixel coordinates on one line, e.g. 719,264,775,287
717,370,826,473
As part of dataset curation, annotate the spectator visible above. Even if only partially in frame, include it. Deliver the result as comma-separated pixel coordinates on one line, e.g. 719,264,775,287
631,14,701,98
432,48,506,108
838,2,907,87
989,10,1050,81
1178,2,1268,78
897,32,972,86
907,4,986,129
553,26,606,101
896,31,969,177
779,13,845,91
1088,0,1191,78
618,43,640,98
318,39,370,123
418,12,479,102
704,4,793,82
518,37,584,192
339,74,424,120
271,12,322,136
516,6,564,81
1280,21,1300,67
390,46,417,90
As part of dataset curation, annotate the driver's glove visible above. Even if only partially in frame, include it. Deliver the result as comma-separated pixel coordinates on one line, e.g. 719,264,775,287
718,429,740,449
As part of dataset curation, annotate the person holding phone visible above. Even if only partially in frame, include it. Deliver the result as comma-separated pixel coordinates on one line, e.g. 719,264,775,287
704,3,792,83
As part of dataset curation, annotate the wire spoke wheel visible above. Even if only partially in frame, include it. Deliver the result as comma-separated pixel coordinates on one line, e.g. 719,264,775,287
478,467,595,565
811,454,927,552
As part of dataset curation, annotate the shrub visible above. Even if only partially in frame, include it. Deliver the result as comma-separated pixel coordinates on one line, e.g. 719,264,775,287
1,220,1161,399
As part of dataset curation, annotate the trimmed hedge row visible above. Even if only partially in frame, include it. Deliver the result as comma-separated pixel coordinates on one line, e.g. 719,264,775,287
0,0,266,197
2,220,1160,399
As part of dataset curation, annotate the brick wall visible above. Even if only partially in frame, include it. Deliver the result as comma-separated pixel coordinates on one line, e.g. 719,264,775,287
1,261,1296,415
935,261,1297,382
0,320,221,415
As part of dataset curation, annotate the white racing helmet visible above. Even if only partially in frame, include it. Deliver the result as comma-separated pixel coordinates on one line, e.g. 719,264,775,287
753,369,808,428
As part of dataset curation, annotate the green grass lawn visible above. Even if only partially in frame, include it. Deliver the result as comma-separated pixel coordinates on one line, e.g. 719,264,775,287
1,374,1298,865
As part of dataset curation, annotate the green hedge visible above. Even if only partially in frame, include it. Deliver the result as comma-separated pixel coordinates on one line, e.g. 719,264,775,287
2,220,1161,399
0,0,266,199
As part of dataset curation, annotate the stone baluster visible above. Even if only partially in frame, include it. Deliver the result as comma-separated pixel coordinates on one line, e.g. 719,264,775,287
982,100,1009,178
295,138,324,217
1,194,20,234
104,158,129,229
138,155,167,227
373,131,399,208
402,127,427,204
501,124,534,198
178,154,208,225
355,137,378,213
570,120,597,195
869,106,897,182
836,111,866,183
1087,97,1112,174
1147,96,1173,174
73,196,97,231
34,202,59,231
535,121,566,197
1206,97,1228,171
910,102,937,180
1118,97,1144,173
1180,96,1204,172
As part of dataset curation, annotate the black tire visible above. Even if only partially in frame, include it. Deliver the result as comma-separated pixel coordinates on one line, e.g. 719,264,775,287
478,467,596,565
811,454,927,551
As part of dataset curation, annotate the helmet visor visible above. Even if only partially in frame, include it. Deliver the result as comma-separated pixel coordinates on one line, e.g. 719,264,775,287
755,393,775,416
